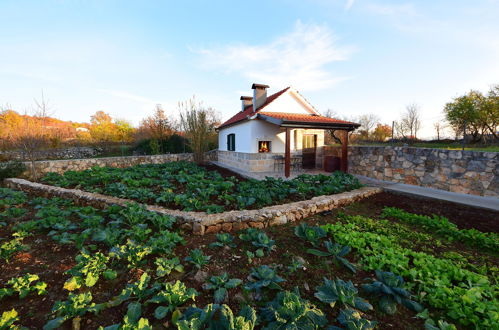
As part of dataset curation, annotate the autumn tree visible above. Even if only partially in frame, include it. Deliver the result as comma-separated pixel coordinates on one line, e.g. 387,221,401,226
371,123,391,141
140,104,172,140
89,111,116,142
433,122,444,141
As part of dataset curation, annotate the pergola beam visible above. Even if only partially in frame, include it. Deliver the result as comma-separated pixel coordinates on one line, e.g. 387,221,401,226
340,130,348,172
285,128,291,178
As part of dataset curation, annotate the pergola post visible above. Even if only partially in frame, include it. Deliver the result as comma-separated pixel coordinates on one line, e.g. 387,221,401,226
340,130,348,173
285,128,290,178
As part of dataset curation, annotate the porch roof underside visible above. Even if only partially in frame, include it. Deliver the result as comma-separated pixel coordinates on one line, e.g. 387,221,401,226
257,113,360,131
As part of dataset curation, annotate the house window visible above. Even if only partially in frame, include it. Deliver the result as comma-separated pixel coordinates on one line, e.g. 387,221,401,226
258,141,271,153
227,134,235,151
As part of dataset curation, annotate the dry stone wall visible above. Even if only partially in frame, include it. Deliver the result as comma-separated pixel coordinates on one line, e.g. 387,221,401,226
4,178,381,235
18,153,194,179
348,146,498,197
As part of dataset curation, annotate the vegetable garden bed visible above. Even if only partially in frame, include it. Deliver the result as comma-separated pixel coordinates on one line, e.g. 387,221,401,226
38,161,363,213
1,187,497,329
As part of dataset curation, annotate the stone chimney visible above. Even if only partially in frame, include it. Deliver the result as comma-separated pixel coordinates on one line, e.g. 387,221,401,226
252,83,269,112
240,96,252,112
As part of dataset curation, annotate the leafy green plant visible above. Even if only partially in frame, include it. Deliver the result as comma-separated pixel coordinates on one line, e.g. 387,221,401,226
209,233,236,248
146,230,184,255
64,250,116,291
362,270,423,315
287,257,306,273
155,257,184,277
260,290,327,329
329,308,377,330
184,249,211,269
109,240,152,268
307,240,356,273
0,237,26,262
44,292,98,330
0,273,47,300
102,302,152,330
424,319,457,330
381,207,499,251
244,265,285,294
239,228,275,254
0,161,26,180
314,278,373,312
202,273,242,304
294,223,326,247
176,304,256,330
147,280,198,320
0,309,21,329
322,217,498,328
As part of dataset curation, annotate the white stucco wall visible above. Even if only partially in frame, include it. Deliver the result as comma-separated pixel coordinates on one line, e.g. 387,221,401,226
218,88,322,154
262,91,316,114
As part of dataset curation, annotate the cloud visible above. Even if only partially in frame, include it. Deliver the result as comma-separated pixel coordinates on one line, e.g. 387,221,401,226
194,21,354,91
344,0,355,10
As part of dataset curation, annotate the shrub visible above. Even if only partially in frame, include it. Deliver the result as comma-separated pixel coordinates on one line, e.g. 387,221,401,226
0,161,26,180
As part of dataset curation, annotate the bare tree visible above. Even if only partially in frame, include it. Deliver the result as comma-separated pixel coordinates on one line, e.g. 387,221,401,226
433,122,444,141
400,104,421,139
178,97,218,163
357,113,380,139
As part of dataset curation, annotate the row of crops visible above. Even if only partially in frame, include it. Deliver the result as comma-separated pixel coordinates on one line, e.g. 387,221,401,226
1,186,498,329
40,161,363,213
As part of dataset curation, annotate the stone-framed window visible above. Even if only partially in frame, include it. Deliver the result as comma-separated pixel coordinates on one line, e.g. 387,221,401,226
227,134,236,151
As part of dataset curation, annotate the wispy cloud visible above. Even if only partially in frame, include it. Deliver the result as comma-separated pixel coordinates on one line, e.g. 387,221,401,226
194,21,354,91
344,0,355,10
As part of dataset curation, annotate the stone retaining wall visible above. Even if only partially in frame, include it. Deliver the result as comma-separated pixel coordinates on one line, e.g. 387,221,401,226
348,146,498,197
4,178,381,235
18,153,195,179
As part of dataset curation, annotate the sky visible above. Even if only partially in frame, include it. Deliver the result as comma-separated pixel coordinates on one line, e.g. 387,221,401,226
1,0,498,138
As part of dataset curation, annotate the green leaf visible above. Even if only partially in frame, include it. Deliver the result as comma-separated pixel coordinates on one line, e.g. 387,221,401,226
379,296,397,315
43,316,67,330
85,272,99,287
214,288,227,304
103,270,117,280
154,306,170,320
126,302,142,323
306,248,331,257
63,276,83,291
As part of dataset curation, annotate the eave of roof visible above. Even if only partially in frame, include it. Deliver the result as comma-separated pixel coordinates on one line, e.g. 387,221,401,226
257,112,360,131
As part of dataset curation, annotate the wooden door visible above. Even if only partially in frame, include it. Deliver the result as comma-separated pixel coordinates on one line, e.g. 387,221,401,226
302,134,317,169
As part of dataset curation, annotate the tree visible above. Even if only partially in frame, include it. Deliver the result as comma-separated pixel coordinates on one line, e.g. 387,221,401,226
138,104,172,141
114,119,134,144
89,111,117,142
444,90,489,143
433,122,444,141
357,113,380,140
178,97,219,163
371,124,391,141
398,104,421,139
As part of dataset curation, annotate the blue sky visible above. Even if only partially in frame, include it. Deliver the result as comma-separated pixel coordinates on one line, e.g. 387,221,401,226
1,0,498,138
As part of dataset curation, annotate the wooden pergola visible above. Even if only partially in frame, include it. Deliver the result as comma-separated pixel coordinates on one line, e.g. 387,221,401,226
257,113,360,178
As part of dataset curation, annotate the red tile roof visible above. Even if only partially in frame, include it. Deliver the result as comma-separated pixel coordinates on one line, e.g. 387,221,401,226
258,112,357,125
217,87,290,129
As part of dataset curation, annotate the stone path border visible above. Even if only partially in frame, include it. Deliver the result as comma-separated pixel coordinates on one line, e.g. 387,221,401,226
4,178,381,235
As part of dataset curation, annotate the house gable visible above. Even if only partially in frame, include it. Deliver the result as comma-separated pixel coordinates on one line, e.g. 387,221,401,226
262,88,320,115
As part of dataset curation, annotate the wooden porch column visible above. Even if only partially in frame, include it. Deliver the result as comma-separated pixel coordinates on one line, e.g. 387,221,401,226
340,130,348,173
285,128,291,178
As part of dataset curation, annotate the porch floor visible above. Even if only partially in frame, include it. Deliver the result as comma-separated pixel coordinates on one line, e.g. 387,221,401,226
210,161,330,180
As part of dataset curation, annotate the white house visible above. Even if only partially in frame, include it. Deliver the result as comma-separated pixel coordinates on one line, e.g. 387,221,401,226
217,83,359,177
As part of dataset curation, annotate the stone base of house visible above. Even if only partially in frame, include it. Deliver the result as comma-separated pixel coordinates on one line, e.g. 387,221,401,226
4,178,381,235
218,149,324,173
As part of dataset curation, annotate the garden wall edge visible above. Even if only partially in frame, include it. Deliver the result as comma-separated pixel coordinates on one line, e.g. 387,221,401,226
3,178,381,235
